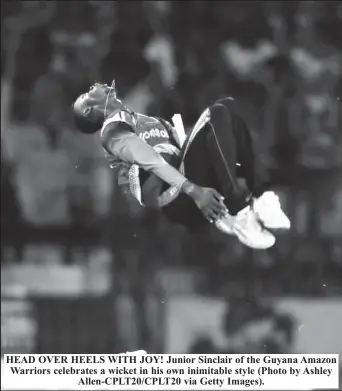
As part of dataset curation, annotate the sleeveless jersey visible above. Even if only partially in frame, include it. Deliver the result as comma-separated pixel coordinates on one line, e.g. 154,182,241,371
100,109,181,206
101,109,180,169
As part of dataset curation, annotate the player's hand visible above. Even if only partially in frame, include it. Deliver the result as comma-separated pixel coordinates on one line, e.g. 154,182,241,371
183,182,228,222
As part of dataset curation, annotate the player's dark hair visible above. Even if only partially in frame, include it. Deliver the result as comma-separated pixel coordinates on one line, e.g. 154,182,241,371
72,103,104,134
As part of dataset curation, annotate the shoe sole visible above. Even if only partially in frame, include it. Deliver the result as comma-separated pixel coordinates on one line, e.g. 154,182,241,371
256,214,291,231
232,226,276,249
215,222,275,249
215,218,234,235
264,224,291,230
215,223,233,235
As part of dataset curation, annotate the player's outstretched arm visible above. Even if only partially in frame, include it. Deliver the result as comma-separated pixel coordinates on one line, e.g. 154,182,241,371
102,122,227,221
102,121,188,189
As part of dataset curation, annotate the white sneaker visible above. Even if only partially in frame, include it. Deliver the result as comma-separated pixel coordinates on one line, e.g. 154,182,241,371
253,191,291,230
215,213,234,235
216,207,275,250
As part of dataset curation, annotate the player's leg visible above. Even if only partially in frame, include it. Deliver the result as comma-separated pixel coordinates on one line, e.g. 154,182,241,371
198,103,276,248
204,103,250,215
215,97,290,230
162,105,275,249
160,128,219,231
215,97,268,196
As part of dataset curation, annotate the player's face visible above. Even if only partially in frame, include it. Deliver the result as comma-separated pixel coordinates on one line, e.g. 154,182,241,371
74,83,117,118
87,82,114,104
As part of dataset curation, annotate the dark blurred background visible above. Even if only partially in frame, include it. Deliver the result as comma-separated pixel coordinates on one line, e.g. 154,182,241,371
1,0,341,372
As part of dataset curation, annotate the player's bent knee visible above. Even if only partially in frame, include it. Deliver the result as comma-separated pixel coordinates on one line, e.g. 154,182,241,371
209,103,227,115
215,96,235,108
208,103,231,124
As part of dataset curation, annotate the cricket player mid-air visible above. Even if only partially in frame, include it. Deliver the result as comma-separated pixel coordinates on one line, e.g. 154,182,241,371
73,81,290,250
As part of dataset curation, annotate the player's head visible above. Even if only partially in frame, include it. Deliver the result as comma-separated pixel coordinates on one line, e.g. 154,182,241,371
72,81,123,134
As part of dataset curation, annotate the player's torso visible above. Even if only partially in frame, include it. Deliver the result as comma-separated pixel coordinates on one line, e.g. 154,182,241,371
134,112,171,147
101,110,176,174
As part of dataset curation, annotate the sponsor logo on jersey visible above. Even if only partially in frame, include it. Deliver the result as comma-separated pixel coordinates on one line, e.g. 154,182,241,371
139,128,169,142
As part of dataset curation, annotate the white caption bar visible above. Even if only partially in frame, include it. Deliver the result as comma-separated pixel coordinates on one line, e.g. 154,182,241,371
3,353,339,390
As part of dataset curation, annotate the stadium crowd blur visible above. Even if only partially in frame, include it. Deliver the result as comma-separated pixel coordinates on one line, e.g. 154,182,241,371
1,1,342,358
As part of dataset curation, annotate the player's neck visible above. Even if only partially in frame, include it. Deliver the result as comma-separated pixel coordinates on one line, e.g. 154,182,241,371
104,103,131,120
